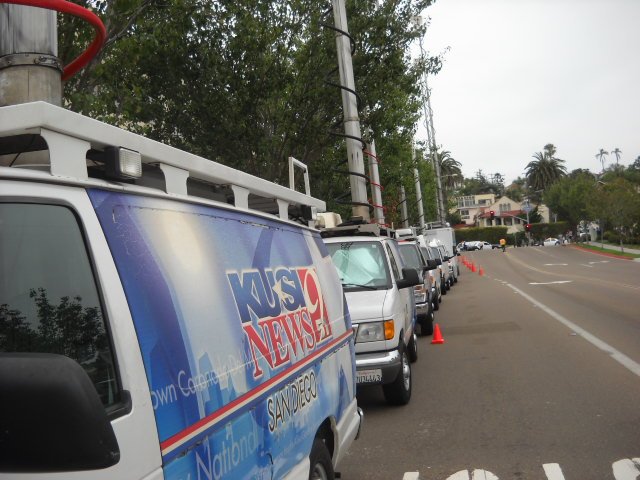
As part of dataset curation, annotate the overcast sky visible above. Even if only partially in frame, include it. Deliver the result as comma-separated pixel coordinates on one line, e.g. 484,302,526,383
418,0,640,185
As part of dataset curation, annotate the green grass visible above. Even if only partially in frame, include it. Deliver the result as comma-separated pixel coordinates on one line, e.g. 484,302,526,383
576,243,640,259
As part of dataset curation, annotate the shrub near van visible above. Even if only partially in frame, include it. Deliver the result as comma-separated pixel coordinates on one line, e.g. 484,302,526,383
0,102,362,480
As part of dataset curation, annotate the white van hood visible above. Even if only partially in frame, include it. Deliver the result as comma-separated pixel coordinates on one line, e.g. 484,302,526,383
344,289,389,323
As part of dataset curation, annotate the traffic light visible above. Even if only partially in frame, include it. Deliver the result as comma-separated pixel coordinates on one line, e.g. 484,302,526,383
525,223,531,232
489,210,495,219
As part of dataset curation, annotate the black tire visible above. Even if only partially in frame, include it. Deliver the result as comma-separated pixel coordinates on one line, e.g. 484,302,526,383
309,438,334,480
441,278,447,294
433,288,440,310
383,343,411,405
408,332,418,362
422,310,434,336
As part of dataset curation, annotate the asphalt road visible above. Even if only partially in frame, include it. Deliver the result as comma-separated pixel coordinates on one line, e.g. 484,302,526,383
338,245,640,480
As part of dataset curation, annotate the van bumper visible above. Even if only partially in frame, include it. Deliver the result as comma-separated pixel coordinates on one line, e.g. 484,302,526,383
416,300,429,318
355,349,401,385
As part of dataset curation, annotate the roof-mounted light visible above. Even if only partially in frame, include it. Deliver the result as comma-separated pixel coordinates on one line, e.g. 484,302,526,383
104,147,142,180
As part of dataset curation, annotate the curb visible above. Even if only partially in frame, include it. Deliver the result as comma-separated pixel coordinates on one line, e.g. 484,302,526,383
569,244,635,260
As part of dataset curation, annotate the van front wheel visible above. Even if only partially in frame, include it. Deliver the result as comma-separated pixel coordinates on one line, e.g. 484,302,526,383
383,344,411,405
309,438,334,480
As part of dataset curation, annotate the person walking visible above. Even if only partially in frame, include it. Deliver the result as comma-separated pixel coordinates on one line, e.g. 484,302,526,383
499,237,506,252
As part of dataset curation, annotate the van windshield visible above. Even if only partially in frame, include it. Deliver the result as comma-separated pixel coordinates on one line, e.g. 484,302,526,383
326,241,391,291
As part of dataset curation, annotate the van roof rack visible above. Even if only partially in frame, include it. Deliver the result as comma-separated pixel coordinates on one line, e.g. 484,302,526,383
319,219,396,239
0,102,325,223
424,221,450,230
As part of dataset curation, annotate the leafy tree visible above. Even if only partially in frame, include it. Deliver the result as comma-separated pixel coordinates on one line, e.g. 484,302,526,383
525,143,567,193
589,178,640,251
505,176,526,201
544,171,596,233
59,0,439,219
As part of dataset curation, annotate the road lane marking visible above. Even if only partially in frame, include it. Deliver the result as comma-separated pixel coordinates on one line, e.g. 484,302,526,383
403,473,421,480
506,254,640,291
612,458,640,479
580,264,594,268
446,471,498,480
506,283,640,378
529,281,572,285
544,263,568,266
590,260,610,264
543,463,565,479
414,458,640,479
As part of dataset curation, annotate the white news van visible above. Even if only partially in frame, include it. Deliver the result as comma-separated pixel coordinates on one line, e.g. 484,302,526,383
321,223,421,406
0,102,362,479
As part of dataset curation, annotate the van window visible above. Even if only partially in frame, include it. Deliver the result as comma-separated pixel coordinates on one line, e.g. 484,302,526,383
326,241,391,290
385,243,402,281
0,203,119,408
398,244,423,269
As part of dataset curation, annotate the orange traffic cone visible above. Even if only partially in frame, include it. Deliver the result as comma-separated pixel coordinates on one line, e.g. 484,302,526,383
471,263,477,273
431,324,445,344
479,267,484,276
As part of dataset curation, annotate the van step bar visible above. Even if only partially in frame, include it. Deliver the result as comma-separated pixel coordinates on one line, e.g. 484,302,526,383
0,102,325,222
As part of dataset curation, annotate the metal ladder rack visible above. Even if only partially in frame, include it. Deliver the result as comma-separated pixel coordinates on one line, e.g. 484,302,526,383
0,102,325,222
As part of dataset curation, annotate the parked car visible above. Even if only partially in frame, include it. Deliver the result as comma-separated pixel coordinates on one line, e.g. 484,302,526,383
398,240,438,336
1,102,362,479
544,237,561,246
323,224,421,406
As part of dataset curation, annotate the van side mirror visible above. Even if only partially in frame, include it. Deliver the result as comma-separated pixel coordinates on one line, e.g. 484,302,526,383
435,258,442,266
0,353,120,472
426,259,439,270
397,267,420,289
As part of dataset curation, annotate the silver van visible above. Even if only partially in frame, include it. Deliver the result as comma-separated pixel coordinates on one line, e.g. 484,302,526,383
322,224,420,406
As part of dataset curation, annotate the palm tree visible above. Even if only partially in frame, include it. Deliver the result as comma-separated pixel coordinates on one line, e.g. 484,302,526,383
525,146,567,193
437,150,463,190
596,148,608,173
611,148,622,166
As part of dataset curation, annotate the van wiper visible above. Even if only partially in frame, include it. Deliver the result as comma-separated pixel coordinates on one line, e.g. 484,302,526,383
341,282,377,290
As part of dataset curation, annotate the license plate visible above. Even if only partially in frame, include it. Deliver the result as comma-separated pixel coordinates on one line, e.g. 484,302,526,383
357,369,382,384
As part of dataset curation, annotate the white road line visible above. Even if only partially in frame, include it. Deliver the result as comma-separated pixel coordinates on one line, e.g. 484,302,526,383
402,472,421,480
543,463,565,479
446,471,498,480
612,458,640,479
580,264,594,268
544,263,568,266
589,260,609,264
529,281,572,285
506,283,640,378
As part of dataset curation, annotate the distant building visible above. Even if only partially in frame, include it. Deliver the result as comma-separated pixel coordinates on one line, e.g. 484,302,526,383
475,196,550,234
454,193,496,226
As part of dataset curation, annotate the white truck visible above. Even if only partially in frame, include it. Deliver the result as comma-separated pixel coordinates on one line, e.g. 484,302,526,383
420,225,460,281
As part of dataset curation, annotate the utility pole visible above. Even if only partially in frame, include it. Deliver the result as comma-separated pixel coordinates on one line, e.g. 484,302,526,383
367,139,385,226
0,3,62,106
413,142,425,231
399,185,409,228
415,16,446,224
332,0,369,221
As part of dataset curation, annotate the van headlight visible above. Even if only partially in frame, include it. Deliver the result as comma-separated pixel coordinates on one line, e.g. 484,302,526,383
355,320,395,342
413,284,427,303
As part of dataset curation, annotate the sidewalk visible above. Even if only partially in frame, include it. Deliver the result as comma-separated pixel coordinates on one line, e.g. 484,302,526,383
583,241,640,255
575,242,640,261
